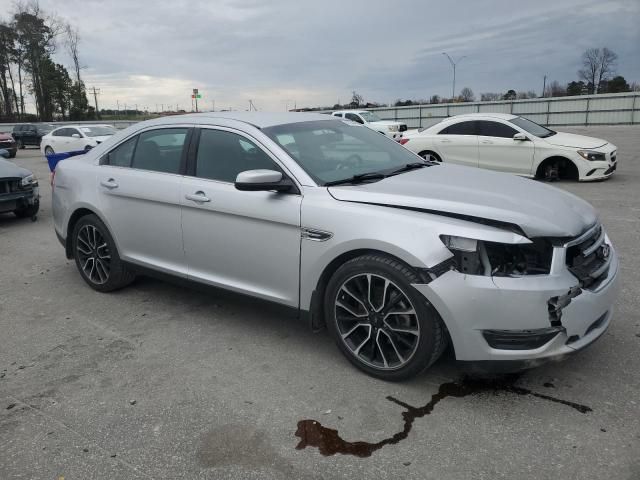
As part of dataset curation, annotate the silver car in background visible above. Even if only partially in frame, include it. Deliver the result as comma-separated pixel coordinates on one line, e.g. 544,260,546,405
52,113,619,380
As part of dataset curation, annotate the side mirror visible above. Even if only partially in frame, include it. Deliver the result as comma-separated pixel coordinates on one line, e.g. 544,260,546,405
513,133,528,141
0,149,9,159
235,169,293,192
72,133,81,138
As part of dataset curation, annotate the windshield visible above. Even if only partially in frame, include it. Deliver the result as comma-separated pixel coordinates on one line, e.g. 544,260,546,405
80,126,117,137
359,111,382,122
263,120,422,185
510,116,556,138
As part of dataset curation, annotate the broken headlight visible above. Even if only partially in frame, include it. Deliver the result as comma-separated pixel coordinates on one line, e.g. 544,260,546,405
440,235,553,277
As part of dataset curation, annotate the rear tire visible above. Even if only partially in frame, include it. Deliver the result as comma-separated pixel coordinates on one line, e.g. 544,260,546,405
418,151,442,162
71,214,135,292
17,139,24,149
324,254,447,381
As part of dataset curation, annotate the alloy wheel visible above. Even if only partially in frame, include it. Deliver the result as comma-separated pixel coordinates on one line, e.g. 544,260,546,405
45,146,54,155
420,152,440,162
76,224,111,284
334,273,420,370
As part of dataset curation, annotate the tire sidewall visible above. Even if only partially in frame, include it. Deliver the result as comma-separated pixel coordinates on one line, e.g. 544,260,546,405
324,255,442,380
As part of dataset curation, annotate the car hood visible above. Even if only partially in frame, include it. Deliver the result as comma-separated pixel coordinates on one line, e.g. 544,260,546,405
327,164,597,238
543,132,607,149
0,159,31,178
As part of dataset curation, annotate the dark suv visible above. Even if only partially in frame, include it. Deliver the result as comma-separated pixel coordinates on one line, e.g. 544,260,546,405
12,123,55,149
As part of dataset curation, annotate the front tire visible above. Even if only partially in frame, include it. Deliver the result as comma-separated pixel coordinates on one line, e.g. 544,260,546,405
324,254,447,380
44,146,55,156
71,214,135,292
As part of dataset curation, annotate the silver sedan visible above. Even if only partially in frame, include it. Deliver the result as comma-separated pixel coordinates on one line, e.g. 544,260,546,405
52,112,619,380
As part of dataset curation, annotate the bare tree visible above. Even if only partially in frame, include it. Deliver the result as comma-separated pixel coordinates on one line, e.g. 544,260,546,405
578,47,617,94
459,87,475,102
544,80,566,98
480,92,501,102
65,23,81,85
350,91,363,107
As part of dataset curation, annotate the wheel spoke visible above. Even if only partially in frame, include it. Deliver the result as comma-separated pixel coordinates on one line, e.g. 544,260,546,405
381,329,405,364
340,285,368,313
375,330,389,368
336,299,367,318
353,326,372,355
384,321,419,336
384,307,416,319
341,322,367,339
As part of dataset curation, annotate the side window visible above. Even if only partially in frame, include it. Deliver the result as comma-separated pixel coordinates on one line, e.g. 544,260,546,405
478,121,518,138
447,121,477,135
438,126,450,134
196,129,280,183
68,128,81,137
345,113,364,124
332,113,343,118
107,136,137,167
131,128,187,174
52,129,66,137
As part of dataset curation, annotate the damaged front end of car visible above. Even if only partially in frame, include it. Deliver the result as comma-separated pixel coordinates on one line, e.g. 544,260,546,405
411,219,619,370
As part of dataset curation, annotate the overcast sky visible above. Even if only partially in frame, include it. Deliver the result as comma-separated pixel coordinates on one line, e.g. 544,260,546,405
33,0,640,112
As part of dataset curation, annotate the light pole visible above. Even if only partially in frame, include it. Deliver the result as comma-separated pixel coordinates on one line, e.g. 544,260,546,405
442,52,467,100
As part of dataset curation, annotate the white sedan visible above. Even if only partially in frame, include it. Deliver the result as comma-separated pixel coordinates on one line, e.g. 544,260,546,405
400,113,618,181
41,125,117,155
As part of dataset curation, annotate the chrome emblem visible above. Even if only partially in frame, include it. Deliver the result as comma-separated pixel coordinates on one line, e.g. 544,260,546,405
600,244,610,259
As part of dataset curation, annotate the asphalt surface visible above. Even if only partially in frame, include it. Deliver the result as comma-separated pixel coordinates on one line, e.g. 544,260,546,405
1,126,639,480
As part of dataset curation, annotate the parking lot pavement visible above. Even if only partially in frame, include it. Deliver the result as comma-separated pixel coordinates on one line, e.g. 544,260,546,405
1,126,639,480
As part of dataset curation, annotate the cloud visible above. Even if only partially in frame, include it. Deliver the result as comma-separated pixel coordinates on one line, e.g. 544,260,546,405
19,0,639,111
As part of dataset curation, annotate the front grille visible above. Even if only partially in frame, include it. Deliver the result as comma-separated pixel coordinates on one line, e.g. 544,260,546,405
0,179,21,195
399,124,407,132
565,224,611,289
0,140,14,147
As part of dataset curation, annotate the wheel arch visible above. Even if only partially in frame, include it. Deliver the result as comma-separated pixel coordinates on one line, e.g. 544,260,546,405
64,206,118,259
306,248,426,331
535,155,579,180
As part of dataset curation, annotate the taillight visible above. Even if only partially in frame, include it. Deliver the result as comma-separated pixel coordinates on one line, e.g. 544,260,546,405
399,138,410,145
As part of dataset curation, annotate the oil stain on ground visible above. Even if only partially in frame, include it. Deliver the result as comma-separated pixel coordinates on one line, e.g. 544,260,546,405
295,376,592,458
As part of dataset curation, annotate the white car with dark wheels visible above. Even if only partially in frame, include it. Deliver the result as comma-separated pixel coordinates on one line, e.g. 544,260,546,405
400,113,618,181
41,124,117,156
331,110,407,139
52,112,618,380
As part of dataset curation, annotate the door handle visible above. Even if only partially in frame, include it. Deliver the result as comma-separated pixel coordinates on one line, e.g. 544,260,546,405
185,191,211,203
481,140,493,144
100,179,118,189
440,139,451,143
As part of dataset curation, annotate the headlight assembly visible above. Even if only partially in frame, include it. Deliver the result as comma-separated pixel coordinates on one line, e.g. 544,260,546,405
440,235,553,277
388,125,399,132
21,174,35,186
577,150,606,161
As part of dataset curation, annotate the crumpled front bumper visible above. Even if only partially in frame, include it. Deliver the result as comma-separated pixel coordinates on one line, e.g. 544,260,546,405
412,246,619,364
0,186,39,213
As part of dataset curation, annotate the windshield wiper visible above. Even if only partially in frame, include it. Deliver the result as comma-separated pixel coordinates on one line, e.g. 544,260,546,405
324,172,387,186
387,161,430,176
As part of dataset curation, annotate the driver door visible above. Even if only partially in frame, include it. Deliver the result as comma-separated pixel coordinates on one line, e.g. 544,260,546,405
180,127,302,307
476,120,535,175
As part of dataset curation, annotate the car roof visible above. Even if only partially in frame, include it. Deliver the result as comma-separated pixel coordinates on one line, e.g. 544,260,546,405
332,110,367,115
447,113,518,121
52,124,114,129
135,111,339,129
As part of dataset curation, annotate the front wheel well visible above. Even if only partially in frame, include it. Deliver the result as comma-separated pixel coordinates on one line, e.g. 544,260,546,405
417,150,442,162
65,208,97,258
308,249,419,330
535,156,579,181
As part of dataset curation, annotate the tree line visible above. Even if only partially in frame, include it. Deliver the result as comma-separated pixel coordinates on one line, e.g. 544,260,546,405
0,1,94,122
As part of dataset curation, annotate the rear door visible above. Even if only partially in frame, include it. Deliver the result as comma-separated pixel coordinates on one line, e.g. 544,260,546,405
477,120,535,175
97,127,191,274
436,120,479,167
180,127,302,306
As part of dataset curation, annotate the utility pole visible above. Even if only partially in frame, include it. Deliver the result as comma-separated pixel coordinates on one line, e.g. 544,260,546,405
542,75,547,98
91,87,101,119
161,104,164,113
155,103,158,113
212,100,215,112
442,52,467,100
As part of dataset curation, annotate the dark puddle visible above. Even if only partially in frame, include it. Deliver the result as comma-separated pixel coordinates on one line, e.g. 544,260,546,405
295,375,592,458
